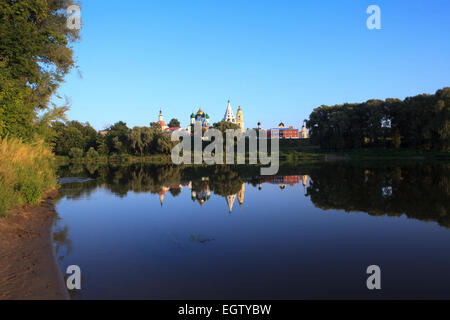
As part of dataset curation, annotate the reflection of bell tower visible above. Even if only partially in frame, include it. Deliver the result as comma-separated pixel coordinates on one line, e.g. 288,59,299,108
159,186,169,207
159,193,165,207
302,175,308,187
226,194,237,213
238,183,245,208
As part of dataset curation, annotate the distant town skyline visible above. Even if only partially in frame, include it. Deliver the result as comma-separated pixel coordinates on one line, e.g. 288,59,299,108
55,0,450,130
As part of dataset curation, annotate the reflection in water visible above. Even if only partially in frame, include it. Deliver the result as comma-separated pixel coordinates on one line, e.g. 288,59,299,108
306,163,450,228
57,164,312,214
56,162,449,226
52,218,72,264
53,162,450,299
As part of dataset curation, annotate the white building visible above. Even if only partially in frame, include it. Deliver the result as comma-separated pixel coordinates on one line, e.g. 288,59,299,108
223,100,236,123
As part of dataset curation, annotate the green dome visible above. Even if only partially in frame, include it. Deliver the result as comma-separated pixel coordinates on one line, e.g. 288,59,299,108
190,113,195,118
205,114,210,119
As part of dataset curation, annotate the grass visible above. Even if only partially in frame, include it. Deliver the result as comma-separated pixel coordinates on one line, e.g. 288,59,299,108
346,148,450,160
53,140,449,168
0,137,57,216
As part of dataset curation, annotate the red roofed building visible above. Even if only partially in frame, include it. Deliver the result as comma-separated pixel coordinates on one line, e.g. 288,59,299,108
267,123,299,139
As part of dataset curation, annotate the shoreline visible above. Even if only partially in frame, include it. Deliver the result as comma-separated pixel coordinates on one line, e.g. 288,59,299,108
0,189,68,300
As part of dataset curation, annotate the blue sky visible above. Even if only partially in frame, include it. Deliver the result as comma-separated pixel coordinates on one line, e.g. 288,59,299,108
57,0,450,130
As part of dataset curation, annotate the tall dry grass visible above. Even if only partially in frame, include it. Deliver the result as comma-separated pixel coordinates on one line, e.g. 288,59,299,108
0,137,57,216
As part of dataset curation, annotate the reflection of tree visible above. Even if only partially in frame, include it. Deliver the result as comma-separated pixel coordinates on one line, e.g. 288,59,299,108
208,166,243,196
57,164,185,199
307,163,450,228
85,162,99,175
69,163,84,175
169,188,182,197
52,219,73,264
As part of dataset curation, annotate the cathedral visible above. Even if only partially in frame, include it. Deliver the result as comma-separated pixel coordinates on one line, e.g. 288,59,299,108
188,107,210,134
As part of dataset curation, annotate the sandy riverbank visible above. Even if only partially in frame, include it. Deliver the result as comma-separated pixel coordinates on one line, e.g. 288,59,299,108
0,189,68,300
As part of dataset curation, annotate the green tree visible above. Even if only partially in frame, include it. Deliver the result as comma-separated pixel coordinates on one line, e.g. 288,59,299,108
168,118,181,128
53,125,84,155
69,147,84,159
212,121,241,133
0,0,80,139
86,147,99,159
106,122,130,154
96,135,109,155
307,88,449,151
129,126,155,156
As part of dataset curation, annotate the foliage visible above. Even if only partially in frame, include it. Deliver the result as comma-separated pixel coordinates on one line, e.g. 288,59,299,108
168,118,181,128
69,147,84,159
0,0,80,140
307,88,450,151
86,147,99,159
212,121,241,133
52,121,176,157
0,138,57,216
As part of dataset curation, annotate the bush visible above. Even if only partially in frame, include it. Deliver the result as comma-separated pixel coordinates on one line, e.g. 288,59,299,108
17,179,42,205
69,147,84,159
86,147,99,159
0,138,57,216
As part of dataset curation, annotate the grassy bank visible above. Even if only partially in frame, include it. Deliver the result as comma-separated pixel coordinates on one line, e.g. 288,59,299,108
55,154,173,166
54,140,450,167
0,138,57,216
346,148,450,161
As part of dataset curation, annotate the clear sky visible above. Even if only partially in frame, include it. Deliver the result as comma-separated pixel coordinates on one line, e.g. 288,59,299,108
57,0,450,130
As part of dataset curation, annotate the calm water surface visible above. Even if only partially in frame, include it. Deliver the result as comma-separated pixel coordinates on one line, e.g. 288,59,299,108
53,162,450,299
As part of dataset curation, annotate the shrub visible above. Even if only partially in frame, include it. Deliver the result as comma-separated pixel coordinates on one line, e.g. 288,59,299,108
0,137,57,216
86,147,99,159
69,147,84,159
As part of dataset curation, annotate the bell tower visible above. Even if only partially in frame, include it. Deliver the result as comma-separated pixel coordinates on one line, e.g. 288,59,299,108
236,105,244,132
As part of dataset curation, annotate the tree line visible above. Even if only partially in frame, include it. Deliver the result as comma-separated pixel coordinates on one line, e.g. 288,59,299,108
307,88,449,151
51,120,180,158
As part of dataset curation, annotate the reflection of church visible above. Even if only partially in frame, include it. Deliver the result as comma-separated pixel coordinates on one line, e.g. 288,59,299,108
157,180,247,213
225,183,245,213
189,180,211,206
157,176,310,212
159,183,186,207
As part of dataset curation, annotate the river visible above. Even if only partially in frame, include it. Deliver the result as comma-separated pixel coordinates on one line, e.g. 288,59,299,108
53,162,450,299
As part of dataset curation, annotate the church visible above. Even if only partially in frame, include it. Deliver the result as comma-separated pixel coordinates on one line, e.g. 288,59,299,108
223,100,245,132
156,100,246,136
188,107,210,134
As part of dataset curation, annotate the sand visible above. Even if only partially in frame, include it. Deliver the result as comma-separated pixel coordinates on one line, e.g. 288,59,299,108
0,189,68,300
